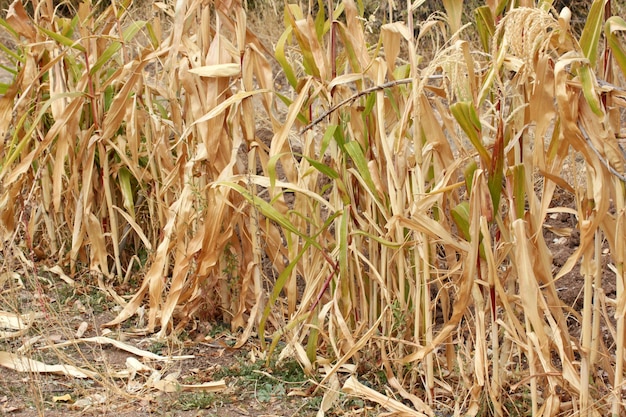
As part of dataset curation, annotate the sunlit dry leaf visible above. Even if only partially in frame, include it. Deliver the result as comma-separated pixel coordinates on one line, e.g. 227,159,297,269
52,394,72,403
0,311,36,330
42,265,75,286
342,376,427,416
188,63,240,77
0,351,95,378
43,336,194,362
6,0,36,40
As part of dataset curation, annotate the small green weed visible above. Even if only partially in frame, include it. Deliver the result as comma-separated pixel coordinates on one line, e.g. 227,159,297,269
175,392,223,411
147,341,167,354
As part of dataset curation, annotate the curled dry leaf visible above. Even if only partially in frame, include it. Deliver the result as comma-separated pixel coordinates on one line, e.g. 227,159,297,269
342,376,428,417
0,311,38,340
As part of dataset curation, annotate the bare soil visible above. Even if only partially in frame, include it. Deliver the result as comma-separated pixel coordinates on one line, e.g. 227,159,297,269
0,293,325,417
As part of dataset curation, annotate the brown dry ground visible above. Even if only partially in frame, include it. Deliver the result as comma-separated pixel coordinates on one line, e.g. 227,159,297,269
0,290,330,417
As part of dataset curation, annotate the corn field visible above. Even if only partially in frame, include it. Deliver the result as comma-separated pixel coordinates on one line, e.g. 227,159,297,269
0,0,625,415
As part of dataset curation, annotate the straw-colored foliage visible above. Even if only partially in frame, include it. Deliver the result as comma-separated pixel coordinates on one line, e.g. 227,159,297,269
0,0,625,415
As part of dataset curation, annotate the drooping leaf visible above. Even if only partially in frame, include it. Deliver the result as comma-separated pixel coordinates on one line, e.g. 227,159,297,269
605,16,626,77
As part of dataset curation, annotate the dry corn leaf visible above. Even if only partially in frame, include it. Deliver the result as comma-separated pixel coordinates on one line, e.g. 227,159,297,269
0,351,95,378
42,336,194,362
148,371,226,393
0,311,31,330
0,311,38,339
188,63,240,77
342,376,427,417
42,265,75,286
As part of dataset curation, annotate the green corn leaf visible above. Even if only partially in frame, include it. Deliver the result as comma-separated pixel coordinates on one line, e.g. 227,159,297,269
512,164,525,219
487,123,504,216
384,88,401,119
494,0,509,16
275,27,298,88
578,64,603,115
267,152,288,189
0,42,22,64
450,101,491,166
306,314,319,363
261,240,309,349
333,123,347,152
145,21,160,49
320,124,338,157
475,6,495,52
37,25,86,52
219,182,319,249
259,209,340,350
606,16,626,78
118,167,135,218
451,202,471,241
300,155,339,179
267,312,311,361
579,0,606,68
285,3,304,25
314,0,326,40
323,2,346,34
336,24,362,74
55,16,76,38
464,160,478,194
0,17,19,39
90,21,146,75
351,230,403,249
290,20,320,78
275,91,308,125
363,92,376,117
343,141,378,198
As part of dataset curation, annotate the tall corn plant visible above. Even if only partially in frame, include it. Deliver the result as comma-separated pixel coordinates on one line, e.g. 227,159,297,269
0,0,273,337
2,0,626,415
226,1,625,416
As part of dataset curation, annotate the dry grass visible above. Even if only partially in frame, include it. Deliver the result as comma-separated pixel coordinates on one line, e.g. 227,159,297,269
0,0,625,416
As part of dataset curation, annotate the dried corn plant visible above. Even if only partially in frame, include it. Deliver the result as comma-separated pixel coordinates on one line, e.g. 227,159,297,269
0,0,274,338
1,0,625,415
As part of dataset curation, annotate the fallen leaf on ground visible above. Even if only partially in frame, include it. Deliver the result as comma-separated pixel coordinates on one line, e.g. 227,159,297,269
40,336,194,361
52,394,72,403
0,351,96,378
